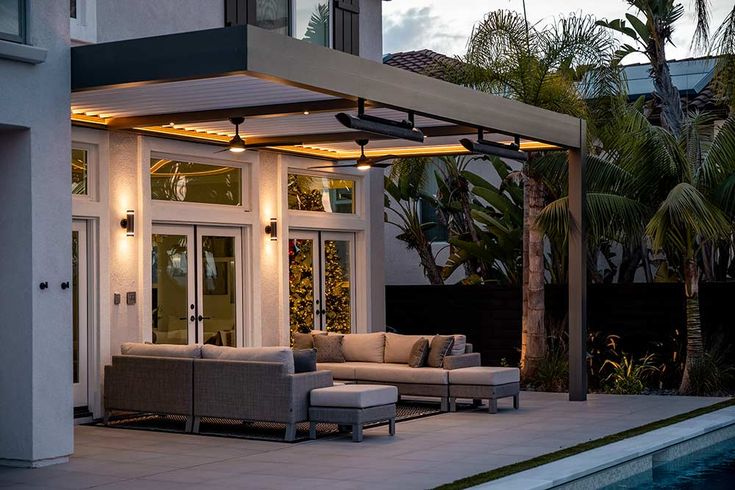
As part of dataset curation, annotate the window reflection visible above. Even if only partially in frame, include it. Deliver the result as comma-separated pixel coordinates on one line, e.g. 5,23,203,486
288,174,355,213
150,158,242,206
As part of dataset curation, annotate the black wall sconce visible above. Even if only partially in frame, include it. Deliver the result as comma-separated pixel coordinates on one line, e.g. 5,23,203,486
120,210,135,237
264,218,278,241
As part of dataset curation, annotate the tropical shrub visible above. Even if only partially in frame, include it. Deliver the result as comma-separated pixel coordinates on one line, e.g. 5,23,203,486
685,348,735,396
528,336,569,392
602,353,659,394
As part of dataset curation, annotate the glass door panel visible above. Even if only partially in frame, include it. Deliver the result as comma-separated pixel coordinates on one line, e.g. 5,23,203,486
288,232,320,335
152,226,195,345
321,234,354,334
72,221,88,407
197,227,242,347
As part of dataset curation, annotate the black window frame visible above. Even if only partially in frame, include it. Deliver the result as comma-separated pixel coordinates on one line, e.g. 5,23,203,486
0,0,27,44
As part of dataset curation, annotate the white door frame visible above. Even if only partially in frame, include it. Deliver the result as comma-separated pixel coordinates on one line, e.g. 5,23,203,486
288,229,356,332
151,223,245,345
72,220,89,408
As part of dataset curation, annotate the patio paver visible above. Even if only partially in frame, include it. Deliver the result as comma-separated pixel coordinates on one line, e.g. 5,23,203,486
0,392,727,489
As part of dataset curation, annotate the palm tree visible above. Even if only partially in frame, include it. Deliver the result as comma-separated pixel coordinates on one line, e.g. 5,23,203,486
451,10,616,377
539,100,735,393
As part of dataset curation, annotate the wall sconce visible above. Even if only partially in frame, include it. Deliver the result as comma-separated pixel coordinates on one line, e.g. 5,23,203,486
264,218,278,241
120,210,135,237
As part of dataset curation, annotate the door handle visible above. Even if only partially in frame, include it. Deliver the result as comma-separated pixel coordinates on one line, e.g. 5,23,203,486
180,315,197,322
197,315,211,321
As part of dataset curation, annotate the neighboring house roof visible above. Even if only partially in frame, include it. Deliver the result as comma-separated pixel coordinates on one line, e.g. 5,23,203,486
382,49,460,81
383,50,725,116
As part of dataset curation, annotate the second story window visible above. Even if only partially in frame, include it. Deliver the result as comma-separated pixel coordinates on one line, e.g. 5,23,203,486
0,0,26,43
227,0,332,48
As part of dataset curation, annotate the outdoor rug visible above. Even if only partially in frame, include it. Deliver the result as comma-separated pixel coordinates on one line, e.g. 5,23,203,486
92,400,449,442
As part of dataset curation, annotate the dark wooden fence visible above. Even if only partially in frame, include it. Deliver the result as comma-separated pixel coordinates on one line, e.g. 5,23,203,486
386,283,735,369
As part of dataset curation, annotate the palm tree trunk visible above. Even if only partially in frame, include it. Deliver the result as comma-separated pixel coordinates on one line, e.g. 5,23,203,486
522,173,546,377
651,42,684,137
417,239,444,285
678,257,704,394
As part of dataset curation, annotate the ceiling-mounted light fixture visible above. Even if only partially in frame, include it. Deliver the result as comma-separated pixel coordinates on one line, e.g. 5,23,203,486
460,130,527,161
264,218,278,241
335,99,425,143
218,117,302,153
120,210,135,237
308,139,397,171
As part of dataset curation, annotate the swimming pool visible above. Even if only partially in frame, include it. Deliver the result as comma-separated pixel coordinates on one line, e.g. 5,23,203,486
603,435,735,489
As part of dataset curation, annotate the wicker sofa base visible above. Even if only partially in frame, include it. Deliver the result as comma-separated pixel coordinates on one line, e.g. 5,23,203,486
309,404,396,442
449,382,520,413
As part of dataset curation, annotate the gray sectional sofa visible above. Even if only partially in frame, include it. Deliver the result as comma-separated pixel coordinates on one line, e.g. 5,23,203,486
104,343,333,441
314,332,482,411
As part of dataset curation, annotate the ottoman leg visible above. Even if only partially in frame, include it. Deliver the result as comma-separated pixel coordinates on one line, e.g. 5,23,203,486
192,416,201,434
389,418,396,436
513,394,520,410
449,397,457,412
185,416,193,433
309,422,317,440
440,397,449,412
488,398,498,414
352,424,363,442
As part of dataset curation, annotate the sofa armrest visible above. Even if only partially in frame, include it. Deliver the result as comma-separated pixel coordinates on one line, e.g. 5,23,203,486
288,370,333,422
444,353,481,370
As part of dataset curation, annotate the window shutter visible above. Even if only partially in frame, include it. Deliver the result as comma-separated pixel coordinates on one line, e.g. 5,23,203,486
333,0,360,55
225,0,254,26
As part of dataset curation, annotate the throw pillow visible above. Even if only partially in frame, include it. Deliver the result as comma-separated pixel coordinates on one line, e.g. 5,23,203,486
313,334,345,363
427,335,455,368
407,338,430,368
292,332,314,349
293,348,317,373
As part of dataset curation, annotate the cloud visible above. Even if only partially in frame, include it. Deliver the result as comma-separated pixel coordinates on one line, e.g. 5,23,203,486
383,6,466,55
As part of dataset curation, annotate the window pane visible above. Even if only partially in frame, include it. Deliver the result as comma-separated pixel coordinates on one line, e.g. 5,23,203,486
288,174,355,213
255,0,289,35
70,0,77,19
289,238,315,334
0,0,20,38
295,0,329,46
201,236,237,347
152,234,189,345
324,239,352,334
72,148,88,195
150,158,242,206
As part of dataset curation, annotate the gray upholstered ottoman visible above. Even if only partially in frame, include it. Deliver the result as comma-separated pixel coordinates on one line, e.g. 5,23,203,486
448,366,521,413
309,384,398,442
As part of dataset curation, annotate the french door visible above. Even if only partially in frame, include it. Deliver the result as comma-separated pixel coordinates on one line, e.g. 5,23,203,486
72,220,89,408
151,224,243,346
288,230,355,334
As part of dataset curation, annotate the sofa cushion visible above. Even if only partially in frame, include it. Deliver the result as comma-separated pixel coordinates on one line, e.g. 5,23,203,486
317,362,356,381
450,335,467,356
310,384,398,408
448,366,520,386
384,333,429,364
427,336,455,368
293,349,317,373
408,338,430,368
342,333,385,363
292,332,314,349
201,345,295,374
121,342,201,359
314,334,345,363
353,363,449,385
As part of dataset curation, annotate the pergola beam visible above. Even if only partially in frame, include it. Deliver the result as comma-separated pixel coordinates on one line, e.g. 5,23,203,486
568,120,588,401
106,98,359,129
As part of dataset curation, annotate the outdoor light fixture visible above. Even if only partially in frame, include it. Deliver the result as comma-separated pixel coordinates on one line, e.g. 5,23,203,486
227,117,247,153
264,218,278,241
335,99,425,142
120,210,135,237
460,131,527,161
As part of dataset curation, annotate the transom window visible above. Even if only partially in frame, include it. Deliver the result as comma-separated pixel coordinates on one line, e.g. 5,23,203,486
288,173,355,213
71,148,88,195
150,157,243,206
0,0,26,43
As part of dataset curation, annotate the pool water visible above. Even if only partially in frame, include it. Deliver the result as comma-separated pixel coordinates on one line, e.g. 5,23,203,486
604,436,735,489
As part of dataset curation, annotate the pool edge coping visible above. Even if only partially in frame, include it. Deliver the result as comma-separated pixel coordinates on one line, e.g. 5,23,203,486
470,405,735,489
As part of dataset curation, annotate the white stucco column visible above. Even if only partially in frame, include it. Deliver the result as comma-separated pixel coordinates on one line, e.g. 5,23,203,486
0,2,73,467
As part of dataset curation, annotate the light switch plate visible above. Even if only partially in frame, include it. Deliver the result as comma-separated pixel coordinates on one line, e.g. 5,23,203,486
126,292,136,305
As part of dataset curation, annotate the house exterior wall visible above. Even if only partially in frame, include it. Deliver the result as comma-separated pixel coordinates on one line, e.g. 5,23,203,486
360,0,383,61
0,0,73,467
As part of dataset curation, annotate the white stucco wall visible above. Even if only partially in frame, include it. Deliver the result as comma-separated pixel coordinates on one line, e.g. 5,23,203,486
0,0,73,467
360,0,384,61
